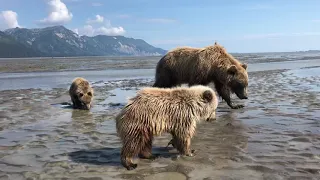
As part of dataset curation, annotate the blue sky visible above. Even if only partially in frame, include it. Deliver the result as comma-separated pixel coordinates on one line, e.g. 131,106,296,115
0,0,319,53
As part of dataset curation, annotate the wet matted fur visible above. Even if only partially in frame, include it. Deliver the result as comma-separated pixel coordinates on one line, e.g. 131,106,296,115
115,85,219,170
69,77,94,110
153,42,248,109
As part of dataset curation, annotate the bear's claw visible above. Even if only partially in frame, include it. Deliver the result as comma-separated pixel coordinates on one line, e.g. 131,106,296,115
186,149,196,157
126,163,137,170
149,154,160,160
138,153,160,160
231,104,244,109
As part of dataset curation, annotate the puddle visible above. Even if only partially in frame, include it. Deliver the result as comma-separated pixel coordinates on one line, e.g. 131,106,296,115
100,87,143,108
282,67,320,93
284,66,320,78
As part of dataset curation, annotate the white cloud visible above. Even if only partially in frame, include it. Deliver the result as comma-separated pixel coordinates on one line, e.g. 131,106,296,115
86,15,104,24
76,25,125,36
143,18,176,24
37,0,73,26
79,25,95,36
96,26,125,36
76,15,125,36
92,2,103,7
0,10,21,30
73,28,79,34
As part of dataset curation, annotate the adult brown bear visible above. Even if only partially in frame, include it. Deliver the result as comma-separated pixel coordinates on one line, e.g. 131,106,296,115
153,42,248,109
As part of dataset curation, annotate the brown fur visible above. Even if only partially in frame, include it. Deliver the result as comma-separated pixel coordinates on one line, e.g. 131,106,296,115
115,85,218,170
153,42,248,109
69,77,94,110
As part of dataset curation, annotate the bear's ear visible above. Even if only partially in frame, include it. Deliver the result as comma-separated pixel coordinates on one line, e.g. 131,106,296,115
227,65,237,75
241,63,247,70
202,90,213,103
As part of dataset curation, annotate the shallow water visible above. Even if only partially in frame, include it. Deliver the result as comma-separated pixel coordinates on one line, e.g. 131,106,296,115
0,55,320,180
1,58,320,91
0,69,155,91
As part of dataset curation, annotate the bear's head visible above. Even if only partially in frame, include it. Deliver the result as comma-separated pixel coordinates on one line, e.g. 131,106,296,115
227,63,248,99
200,88,219,122
75,85,94,110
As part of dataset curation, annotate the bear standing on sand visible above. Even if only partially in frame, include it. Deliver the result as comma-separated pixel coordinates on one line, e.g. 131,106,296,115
116,85,219,170
153,42,248,109
69,77,94,110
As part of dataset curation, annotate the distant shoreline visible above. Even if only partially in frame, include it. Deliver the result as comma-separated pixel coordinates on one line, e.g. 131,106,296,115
1,49,320,60
0,52,320,74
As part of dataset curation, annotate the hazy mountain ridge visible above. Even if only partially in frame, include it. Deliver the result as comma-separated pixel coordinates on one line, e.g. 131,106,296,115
2,26,167,58
0,31,41,58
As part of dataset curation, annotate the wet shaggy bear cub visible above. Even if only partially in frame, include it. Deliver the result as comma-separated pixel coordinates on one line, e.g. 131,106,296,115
69,77,94,110
153,42,248,109
115,85,219,170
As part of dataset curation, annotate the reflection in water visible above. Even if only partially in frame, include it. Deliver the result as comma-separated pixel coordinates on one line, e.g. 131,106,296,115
183,110,251,179
71,109,96,133
99,87,142,108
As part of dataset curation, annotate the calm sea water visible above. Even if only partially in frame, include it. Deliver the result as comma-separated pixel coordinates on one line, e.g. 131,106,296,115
1,57,320,91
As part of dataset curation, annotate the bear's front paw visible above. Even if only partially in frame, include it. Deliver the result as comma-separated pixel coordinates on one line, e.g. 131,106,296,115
186,153,194,157
172,155,181,160
149,154,160,161
126,163,137,170
185,150,196,157
231,104,244,109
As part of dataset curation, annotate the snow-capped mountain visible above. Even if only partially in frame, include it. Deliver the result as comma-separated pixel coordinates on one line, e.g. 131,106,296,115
3,25,167,57
0,31,40,58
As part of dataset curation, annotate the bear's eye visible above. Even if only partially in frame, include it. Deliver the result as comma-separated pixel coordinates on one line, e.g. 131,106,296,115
79,93,84,97
87,92,92,96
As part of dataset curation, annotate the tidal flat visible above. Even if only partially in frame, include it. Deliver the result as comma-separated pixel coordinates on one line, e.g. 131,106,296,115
0,52,320,180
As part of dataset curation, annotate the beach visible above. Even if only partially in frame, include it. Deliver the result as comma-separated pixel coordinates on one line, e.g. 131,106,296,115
0,52,320,180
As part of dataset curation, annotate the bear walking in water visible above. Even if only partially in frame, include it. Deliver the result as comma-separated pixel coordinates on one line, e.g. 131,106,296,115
69,77,94,110
115,85,219,170
153,42,248,109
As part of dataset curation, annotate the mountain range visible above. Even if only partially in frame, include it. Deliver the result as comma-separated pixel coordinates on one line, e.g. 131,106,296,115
0,26,167,58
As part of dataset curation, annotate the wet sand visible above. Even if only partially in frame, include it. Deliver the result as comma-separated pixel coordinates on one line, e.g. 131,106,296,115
0,53,320,180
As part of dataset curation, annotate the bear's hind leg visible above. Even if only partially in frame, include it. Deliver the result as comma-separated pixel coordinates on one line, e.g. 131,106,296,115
121,155,137,170
138,135,159,160
175,137,195,157
120,139,141,170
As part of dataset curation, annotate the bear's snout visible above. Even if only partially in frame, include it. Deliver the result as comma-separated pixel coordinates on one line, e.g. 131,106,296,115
235,91,248,100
